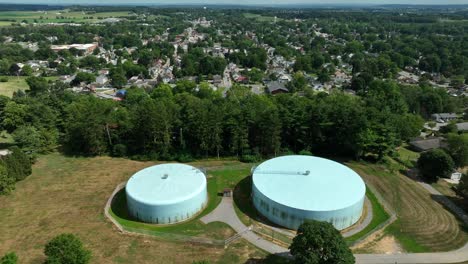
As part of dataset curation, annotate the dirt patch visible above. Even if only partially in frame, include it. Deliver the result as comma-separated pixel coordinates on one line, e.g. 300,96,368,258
352,230,402,254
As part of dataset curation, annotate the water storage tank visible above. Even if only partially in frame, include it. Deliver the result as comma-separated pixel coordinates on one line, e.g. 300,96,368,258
126,163,207,224
252,155,365,230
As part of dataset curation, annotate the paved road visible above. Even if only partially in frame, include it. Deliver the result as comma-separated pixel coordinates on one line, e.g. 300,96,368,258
202,196,468,264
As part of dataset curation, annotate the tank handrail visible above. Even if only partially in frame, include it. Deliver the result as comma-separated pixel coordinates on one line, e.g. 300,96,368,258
253,169,310,176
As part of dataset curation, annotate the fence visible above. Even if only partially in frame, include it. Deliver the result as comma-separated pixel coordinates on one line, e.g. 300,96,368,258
104,182,240,247
251,225,294,247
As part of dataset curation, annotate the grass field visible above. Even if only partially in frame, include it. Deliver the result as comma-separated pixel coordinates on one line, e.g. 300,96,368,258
0,154,265,264
349,161,467,252
396,146,420,168
0,76,57,97
243,13,280,22
0,10,132,25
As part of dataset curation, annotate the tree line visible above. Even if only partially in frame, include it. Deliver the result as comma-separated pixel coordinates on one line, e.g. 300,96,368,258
4,77,463,163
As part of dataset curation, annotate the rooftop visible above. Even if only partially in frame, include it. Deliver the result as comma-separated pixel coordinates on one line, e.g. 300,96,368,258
252,155,365,211
126,163,206,205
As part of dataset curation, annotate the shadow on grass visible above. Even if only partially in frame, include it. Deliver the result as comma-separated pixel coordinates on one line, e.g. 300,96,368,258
430,194,468,225
233,175,289,229
110,188,136,221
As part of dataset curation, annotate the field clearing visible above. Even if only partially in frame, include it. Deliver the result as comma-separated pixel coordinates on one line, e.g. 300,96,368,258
349,161,467,252
0,10,132,25
243,12,281,22
0,76,57,97
0,153,264,264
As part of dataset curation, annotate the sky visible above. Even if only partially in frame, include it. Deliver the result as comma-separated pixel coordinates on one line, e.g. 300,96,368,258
0,0,467,4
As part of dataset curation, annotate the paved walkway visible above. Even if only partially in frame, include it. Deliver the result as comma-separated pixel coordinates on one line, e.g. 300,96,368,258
202,196,468,264
200,197,289,255
343,197,373,238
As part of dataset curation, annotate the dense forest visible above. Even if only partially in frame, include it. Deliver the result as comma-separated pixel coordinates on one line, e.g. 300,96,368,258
1,77,463,163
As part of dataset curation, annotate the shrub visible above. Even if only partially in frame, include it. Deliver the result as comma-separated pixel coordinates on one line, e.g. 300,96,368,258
0,252,17,264
298,150,313,156
112,144,127,157
240,154,260,163
177,153,194,163
44,234,91,264
0,77,8,83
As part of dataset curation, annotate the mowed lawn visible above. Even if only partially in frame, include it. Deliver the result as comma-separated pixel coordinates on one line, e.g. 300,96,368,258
349,161,468,252
0,76,57,97
0,154,264,264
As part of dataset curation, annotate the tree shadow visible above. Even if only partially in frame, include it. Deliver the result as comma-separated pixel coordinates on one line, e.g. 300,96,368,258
430,193,468,225
244,253,292,264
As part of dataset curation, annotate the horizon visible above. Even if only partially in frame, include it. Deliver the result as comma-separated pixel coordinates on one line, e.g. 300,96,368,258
0,0,467,6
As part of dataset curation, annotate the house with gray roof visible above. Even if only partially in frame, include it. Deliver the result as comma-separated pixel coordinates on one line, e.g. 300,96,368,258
266,81,288,95
409,137,446,152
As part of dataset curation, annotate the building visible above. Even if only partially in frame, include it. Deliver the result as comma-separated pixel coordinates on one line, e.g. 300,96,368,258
266,81,288,94
51,43,99,55
126,164,207,224
252,155,365,230
431,113,458,123
409,137,446,152
456,122,468,132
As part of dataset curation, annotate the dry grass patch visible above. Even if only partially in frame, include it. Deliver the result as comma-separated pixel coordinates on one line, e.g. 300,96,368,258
0,153,264,264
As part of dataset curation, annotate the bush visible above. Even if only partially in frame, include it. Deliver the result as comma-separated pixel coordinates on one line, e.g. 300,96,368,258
0,252,17,264
44,234,91,264
112,144,127,157
177,153,194,163
0,77,8,83
240,154,260,163
417,149,454,182
2,146,32,182
298,150,313,156
0,163,15,195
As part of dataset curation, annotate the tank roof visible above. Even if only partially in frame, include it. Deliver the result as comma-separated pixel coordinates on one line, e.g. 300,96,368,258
252,155,365,211
126,163,206,205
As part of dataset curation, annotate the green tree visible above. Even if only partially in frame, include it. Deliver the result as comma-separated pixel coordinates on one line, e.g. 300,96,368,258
2,146,32,181
2,101,27,133
417,149,454,182
26,76,48,95
21,65,33,76
109,67,127,88
44,234,91,264
72,72,96,86
289,220,355,264
0,252,17,264
0,162,14,195
13,126,57,154
446,134,468,168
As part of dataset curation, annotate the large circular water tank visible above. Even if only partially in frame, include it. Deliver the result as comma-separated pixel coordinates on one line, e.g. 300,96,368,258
252,155,365,230
126,163,207,224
